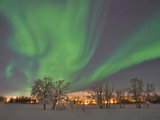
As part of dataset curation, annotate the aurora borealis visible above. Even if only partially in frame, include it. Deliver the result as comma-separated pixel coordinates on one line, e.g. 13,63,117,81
0,0,160,95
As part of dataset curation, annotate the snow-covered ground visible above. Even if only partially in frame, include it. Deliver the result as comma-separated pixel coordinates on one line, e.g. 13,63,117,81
0,103,160,120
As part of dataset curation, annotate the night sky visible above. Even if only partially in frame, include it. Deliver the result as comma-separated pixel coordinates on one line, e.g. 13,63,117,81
0,0,160,95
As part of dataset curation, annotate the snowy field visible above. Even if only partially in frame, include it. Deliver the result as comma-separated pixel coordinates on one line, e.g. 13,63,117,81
0,103,160,120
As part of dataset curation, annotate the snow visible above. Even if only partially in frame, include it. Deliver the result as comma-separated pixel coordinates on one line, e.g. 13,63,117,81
0,103,160,120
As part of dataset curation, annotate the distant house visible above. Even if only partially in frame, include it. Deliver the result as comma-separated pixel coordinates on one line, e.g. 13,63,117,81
0,96,7,103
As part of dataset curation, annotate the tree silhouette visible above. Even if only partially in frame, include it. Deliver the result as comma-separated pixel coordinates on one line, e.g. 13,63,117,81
31,76,53,110
129,78,144,108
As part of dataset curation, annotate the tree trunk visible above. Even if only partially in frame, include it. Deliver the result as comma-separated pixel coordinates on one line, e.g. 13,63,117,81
51,103,56,110
51,100,57,110
147,103,149,108
120,101,122,108
98,97,103,109
82,103,85,111
137,101,141,108
98,101,103,109
43,103,46,110
109,102,111,108
105,103,108,108
106,100,109,109
135,98,138,108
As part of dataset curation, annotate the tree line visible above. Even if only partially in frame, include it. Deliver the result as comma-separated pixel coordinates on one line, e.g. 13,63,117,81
31,76,159,110
88,78,156,109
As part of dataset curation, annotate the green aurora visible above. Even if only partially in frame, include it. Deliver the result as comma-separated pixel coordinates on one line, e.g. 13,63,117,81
76,14,160,87
0,0,160,94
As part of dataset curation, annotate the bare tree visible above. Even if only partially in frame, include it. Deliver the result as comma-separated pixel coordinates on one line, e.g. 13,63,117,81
145,83,155,108
123,88,130,107
104,81,114,109
116,88,128,108
129,78,144,108
116,89,123,108
146,83,155,101
49,80,70,110
31,76,53,110
88,80,104,109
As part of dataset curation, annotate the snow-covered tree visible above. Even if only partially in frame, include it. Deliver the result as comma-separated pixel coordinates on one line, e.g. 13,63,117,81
31,77,70,110
89,80,104,109
31,76,53,110
49,80,70,110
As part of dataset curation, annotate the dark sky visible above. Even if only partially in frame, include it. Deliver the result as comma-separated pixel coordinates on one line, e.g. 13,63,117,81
86,0,160,90
0,0,160,95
